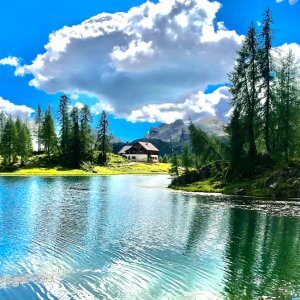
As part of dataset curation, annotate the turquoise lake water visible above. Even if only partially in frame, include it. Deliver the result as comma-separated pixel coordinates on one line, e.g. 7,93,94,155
0,175,299,299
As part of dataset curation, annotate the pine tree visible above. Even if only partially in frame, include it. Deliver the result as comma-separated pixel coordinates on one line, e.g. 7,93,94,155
227,107,245,171
0,111,6,154
35,104,43,153
41,105,57,157
80,105,92,161
181,145,192,173
274,50,300,162
70,107,81,168
229,24,259,162
15,120,32,165
58,95,71,164
1,117,17,165
96,111,110,165
170,153,179,176
260,8,274,155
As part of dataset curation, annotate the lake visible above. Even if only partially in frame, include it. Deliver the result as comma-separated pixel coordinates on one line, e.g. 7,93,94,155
0,175,299,299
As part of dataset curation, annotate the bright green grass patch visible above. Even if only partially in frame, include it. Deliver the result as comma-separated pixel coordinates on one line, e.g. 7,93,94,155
170,179,223,193
0,163,171,176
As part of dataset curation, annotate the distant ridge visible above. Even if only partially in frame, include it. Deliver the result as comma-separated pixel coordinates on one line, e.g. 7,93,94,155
145,116,227,144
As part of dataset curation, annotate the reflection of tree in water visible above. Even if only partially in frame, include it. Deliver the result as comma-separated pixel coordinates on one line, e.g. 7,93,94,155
34,177,92,259
184,200,213,254
223,209,300,299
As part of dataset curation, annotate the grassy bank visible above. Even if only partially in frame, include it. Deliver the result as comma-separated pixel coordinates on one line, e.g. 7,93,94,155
170,164,300,198
0,154,171,176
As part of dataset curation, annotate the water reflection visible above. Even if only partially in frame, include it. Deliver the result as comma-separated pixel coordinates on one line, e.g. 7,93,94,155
0,175,299,299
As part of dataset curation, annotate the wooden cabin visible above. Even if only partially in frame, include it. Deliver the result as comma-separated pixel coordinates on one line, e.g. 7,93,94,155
118,141,159,163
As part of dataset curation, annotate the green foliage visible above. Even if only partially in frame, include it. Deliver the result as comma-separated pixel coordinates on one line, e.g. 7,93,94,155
15,118,32,164
80,105,93,161
181,145,193,172
170,153,179,176
0,117,32,166
96,110,111,165
35,104,43,153
41,105,58,157
58,94,71,163
188,122,222,165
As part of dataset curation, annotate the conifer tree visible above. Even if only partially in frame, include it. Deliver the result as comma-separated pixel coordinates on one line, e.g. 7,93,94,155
274,50,300,162
260,7,274,154
58,95,71,163
181,145,192,173
15,120,32,165
229,24,259,162
227,108,245,171
70,107,81,168
41,105,57,157
80,105,92,161
170,153,179,176
1,117,17,165
35,104,43,153
96,111,110,165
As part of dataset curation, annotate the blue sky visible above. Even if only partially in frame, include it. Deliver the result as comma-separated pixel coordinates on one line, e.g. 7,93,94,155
0,0,299,141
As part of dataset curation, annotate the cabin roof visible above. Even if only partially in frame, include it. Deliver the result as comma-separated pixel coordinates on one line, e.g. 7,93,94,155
137,141,159,152
119,141,159,154
118,145,132,154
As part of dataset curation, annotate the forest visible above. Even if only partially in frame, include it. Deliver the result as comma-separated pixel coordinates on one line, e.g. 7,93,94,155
170,9,300,197
0,95,111,170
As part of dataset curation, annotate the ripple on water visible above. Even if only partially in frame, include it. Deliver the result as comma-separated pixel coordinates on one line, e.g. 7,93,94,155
0,175,299,299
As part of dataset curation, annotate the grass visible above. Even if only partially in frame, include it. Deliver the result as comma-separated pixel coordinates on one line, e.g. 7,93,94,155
0,154,171,176
169,164,300,198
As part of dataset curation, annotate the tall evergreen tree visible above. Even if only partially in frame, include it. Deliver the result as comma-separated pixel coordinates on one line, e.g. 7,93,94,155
227,107,245,172
170,153,179,176
96,111,110,165
260,8,274,154
181,145,192,173
15,119,32,165
1,117,17,165
58,95,71,163
229,24,259,161
70,107,81,168
274,50,300,162
0,111,6,154
41,105,57,157
80,105,92,161
35,104,43,153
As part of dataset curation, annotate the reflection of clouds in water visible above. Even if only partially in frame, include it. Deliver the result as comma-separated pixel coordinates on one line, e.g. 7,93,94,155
0,175,299,299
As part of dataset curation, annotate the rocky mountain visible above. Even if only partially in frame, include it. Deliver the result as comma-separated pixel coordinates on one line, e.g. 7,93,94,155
145,116,227,143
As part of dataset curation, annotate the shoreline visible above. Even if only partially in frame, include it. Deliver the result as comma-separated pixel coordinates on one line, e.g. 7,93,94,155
0,163,171,177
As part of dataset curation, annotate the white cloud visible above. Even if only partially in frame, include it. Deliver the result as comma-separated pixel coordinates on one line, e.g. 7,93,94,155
0,56,20,67
276,0,298,5
0,97,34,119
126,86,231,123
274,43,300,63
12,0,242,120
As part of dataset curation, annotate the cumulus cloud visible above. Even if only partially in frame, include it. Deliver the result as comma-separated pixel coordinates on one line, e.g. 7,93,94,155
274,43,300,63
0,97,34,119
126,86,231,123
0,56,20,67
13,0,242,120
